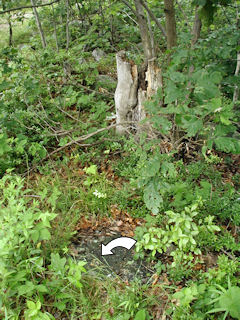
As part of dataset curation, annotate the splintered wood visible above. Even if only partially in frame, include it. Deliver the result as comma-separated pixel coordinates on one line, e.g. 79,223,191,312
115,51,162,135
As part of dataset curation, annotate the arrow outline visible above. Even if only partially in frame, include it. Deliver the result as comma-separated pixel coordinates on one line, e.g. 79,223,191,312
101,236,137,256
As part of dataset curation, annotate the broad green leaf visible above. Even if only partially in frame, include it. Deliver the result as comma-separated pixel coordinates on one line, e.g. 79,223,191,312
218,287,240,319
85,165,97,175
143,180,163,214
134,309,146,320
39,228,51,241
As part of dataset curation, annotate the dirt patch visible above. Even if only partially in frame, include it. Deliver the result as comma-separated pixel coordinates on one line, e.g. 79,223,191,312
70,207,155,283
70,229,154,283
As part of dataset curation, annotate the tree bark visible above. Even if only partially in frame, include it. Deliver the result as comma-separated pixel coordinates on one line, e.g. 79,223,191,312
134,0,153,61
31,0,47,48
65,0,70,51
163,0,177,50
191,7,202,47
140,0,166,38
115,51,138,135
146,11,155,58
51,4,59,52
233,5,240,104
233,53,240,103
115,52,162,135
8,14,13,46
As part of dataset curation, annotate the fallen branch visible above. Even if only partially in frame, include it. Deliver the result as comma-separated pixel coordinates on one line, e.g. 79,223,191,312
0,0,60,15
75,82,115,97
23,122,135,175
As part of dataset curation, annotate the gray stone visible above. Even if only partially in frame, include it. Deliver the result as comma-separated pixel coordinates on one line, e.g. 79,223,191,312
92,48,105,61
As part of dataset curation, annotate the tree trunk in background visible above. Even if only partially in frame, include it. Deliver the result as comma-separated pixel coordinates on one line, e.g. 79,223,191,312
65,0,70,51
164,0,177,50
233,53,240,103
31,0,46,48
191,7,202,47
51,4,59,52
146,11,155,58
233,6,240,104
134,0,153,61
8,14,12,46
185,7,202,101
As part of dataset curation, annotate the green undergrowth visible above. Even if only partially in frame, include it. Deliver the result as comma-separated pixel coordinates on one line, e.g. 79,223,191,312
1,6,240,319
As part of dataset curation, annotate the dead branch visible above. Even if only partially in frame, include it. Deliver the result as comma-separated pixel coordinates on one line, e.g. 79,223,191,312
23,122,136,175
0,0,60,15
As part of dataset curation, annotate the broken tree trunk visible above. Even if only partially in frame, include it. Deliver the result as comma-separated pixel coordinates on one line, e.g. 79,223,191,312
115,51,162,135
115,51,138,135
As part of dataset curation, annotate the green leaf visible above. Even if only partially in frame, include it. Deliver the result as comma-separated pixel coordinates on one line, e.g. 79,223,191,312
84,165,97,175
141,157,160,178
49,253,66,275
31,229,40,243
182,117,203,137
134,309,146,320
39,228,51,241
218,287,240,319
161,161,177,178
26,301,36,310
214,137,240,153
152,117,172,134
0,134,11,155
0,80,11,91
18,281,35,295
36,285,48,293
143,180,163,214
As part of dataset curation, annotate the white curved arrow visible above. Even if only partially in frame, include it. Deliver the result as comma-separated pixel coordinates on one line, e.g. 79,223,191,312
101,237,137,256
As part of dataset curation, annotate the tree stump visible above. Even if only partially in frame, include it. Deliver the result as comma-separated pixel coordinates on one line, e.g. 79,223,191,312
114,51,162,135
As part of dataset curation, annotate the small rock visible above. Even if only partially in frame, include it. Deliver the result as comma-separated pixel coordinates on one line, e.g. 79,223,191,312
92,48,105,61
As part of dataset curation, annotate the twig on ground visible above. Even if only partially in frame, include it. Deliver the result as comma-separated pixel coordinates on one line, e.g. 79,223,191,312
23,122,135,175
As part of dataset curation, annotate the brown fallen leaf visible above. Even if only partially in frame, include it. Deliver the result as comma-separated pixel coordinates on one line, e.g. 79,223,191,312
116,220,123,227
152,273,159,286
108,307,114,316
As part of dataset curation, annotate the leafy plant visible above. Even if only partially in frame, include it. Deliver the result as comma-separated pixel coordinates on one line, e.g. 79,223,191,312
206,279,240,319
144,52,240,155
24,300,55,320
135,199,220,265
0,174,87,317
